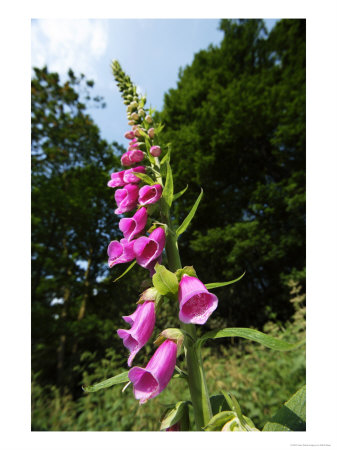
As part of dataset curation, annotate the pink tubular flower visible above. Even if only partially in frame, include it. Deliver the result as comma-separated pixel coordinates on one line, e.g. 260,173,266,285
107,238,135,268
115,184,139,214
133,227,165,270
107,170,126,188
178,275,218,325
124,130,135,140
150,145,161,157
128,339,177,404
138,184,163,206
119,207,148,241
123,166,146,184
121,150,145,166
117,301,155,367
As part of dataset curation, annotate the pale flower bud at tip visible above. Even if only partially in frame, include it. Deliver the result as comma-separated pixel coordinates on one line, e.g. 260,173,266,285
148,128,155,139
145,115,153,124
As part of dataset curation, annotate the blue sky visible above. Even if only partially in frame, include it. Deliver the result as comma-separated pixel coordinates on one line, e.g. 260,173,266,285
31,19,278,146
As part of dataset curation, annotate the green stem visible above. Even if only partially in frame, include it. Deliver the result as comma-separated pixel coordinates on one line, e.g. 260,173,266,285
164,213,212,430
152,151,212,429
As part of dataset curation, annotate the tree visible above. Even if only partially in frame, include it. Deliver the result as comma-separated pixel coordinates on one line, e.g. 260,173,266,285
31,67,134,388
159,19,305,328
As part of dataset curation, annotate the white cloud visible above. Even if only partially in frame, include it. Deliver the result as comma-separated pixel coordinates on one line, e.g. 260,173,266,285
31,19,108,80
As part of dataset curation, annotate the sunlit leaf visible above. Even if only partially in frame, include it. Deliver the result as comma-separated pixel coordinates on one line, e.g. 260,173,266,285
176,188,203,237
82,371,129,393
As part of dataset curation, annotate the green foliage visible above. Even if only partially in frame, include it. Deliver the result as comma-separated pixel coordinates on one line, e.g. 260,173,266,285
31,282,305,431
263,385,306,431
31,67,145,390
159,19,305,327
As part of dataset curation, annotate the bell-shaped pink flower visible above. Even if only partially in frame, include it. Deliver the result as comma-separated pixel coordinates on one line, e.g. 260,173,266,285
121,150,145,167
107,238,135,268
119,207,148,241
107,170,126,188
123,166,146,184
115,183,139,215
138,184,163,206
133,227,165,269
178,275,218,325
117,301,155,367
128,339,177,404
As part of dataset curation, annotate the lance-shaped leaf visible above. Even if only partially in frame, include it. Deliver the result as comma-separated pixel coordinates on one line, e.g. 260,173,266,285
172,185,188,202
160,147,171,166
162,161,174,207
205,271,246,290
132,172,156,185
196,327,305,351
263,385,306,431
113,260,137,282
82,371,129,393
160,401,190,430
152,263,179,295
176,188,203,237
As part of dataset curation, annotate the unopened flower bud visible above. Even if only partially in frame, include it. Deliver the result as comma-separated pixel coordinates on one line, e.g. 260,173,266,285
124,130,135,140
134,128,142,138
150,145,161,157
148,128,155,139
130,100,138,109
145,115,153,124
128,120,135,125
138,108,145,117
131,112,139,121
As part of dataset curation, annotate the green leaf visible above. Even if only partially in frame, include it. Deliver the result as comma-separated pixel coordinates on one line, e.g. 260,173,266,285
160,147,171,166
152,263,179,295
172,185,188,202
82,371,129,393
263,385,306,431
197,327,305,351
113,260,137,282
160,401,189,430
203,411,235,431
162,161,174,207
205,271,246,290
176,188,203,237
132,172,156,185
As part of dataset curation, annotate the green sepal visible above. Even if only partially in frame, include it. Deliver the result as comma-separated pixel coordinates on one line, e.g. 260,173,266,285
175,265,197,282
221,415,259,431
176,188,203,237
132,172,156,185
203,411,236,431
154,328,184,352
82,371,129,393
205,271,246,290
137,287,161,305
196,327,305,351
152,263,179,295
160,401,190,431
262,385,306,431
